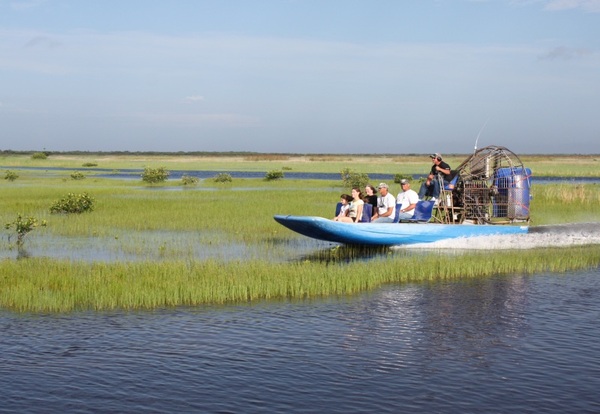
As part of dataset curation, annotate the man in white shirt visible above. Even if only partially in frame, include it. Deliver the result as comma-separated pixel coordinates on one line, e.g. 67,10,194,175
371,182,396,223
396,179,420,220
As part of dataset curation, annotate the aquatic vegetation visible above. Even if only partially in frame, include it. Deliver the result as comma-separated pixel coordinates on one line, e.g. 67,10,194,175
530,184,600,225
141,166,170,183
31,152,48,160
340,168,370,189
4,170,18,181
4,214,47,247
265,170,284,181
394,173,415,184
181,174,199,185
213,172,233,183
50,192,95,214
70,171,86,180
0,246,598,312
0,158,599,313
2,152,599,176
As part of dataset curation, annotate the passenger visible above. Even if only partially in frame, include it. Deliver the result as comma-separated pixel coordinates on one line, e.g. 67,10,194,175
363,184,378,212
418,153,452,200
333,194,353,221
337,188,364,223
371,183,396,223
396,179,420,220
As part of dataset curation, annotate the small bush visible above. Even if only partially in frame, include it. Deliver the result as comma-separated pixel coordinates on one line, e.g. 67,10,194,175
265,170,284,181
340,168,369,189
181,174,199,185
393,174,414,184
82,162,98,167
70,171,86,180
31,152,48,160
4,170,18,181
213,173,233,183
5,213,47,246
50,193,95,214
141,167,170,184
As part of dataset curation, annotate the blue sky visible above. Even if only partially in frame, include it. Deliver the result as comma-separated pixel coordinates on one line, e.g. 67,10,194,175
1,0,599,154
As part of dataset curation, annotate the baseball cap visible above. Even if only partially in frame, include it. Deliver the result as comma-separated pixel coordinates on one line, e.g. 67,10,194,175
377,182,388,189
400,179,409,185
430,153,442,159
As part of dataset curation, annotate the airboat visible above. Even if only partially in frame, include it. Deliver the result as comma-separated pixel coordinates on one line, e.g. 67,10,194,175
274,146,531,246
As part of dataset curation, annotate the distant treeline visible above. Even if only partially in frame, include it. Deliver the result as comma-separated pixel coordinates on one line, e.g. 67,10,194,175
1,149,434,157
0,150,596,157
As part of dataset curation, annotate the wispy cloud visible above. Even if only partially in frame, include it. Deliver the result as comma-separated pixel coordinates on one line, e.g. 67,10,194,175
509,0,600,12
185,95,205,103
24,35,61,49
538,45,593,60
10,0,47,11
544,0,600,12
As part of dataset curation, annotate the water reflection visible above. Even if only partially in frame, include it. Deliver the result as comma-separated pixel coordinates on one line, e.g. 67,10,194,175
1,270,599,412
16,247,31,260
294,244,393,263
418,276,529,368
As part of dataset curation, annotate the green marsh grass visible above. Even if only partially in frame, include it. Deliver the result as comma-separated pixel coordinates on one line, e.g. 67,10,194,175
530,183,600,224
1,246,599,313
3,153,599,176
1,163,600,312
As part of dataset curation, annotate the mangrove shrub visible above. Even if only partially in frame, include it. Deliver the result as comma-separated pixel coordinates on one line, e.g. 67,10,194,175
181,174,199,185
50,192,95,214
141,167,170,183
213,173,233,183
265,170,284,181
31,152,48,160
4,214,47,246
70,171,86,180
341,168,369,189
4,170,18,181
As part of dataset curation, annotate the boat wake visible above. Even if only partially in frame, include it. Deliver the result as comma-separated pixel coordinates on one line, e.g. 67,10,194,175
394,222,600,250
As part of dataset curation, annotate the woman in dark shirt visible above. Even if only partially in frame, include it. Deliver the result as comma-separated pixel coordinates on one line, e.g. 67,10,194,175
364,184,378,211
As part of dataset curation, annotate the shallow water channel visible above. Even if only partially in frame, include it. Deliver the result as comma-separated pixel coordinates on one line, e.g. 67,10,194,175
2,268,599,413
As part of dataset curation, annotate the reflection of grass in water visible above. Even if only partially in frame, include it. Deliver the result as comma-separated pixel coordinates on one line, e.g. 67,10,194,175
1,246,599,312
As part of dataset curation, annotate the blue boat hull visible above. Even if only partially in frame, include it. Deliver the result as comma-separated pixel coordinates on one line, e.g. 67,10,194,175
274,215,528,246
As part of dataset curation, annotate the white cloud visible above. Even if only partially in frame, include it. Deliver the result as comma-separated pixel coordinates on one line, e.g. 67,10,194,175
544,0,600,12
185,95,205,103
10,0,47,11
538,45,594,60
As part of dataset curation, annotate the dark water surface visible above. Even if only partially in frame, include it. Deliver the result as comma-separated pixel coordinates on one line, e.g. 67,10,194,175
2,268,599,413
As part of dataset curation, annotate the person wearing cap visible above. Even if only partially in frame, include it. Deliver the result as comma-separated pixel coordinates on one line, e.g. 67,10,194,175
418,153,452,200
371,182,396,223
396,179,420,220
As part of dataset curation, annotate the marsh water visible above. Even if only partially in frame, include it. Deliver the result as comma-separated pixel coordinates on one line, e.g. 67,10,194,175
2,268,599,413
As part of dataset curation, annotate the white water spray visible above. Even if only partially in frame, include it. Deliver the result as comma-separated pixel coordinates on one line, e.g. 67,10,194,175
393,223,600,251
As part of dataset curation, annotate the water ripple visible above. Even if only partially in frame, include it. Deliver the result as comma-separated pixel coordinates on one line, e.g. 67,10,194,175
2,269,600,413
